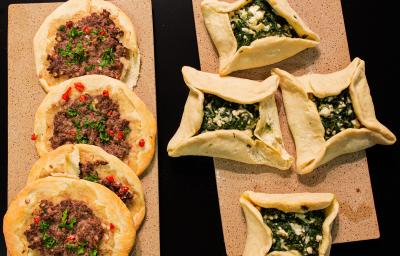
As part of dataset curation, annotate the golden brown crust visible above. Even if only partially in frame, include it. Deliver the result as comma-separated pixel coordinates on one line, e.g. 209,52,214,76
33,0,140,91
167,66,293,170
3,177,136,256
240,191,339,256
201,0,320,75
272,58,397,174
27,144,145,229
34,75,157,176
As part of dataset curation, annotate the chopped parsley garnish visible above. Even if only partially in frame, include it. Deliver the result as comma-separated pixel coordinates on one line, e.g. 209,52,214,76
99,131,112,144
89,249,98,256
58,209,76,230
43,233,57,249
100,47,115,68
67,27,84,38
83,173,100,182
39,220,50,232
58,42,72,58
66,241,88,254
84,65,96,72
200,94,259,133
66,108,78,118
58,25,66,32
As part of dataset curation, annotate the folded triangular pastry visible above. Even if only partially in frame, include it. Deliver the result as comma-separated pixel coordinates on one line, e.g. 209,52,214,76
272,58,396,174
201,0,320,75
240,191,339,256
167,66,293,170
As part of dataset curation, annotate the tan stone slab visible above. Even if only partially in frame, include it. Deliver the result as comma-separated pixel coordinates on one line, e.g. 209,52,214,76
7,1,159,255
192,0,379,254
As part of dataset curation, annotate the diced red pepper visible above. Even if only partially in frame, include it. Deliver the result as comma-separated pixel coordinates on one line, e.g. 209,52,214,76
100,27,107,36
106,175,115,183
79,95,87,102
74,82,85,92
69,130,77,136
31,133,38,141
107,110,113,116
102,90,109,97
83,25,91,34
117,131,123,140
138,139,145,148
66,235,76,241
33,216,40,224
107,130,114,136
66,21,73,28
62,87,72,101
110,223,115,232
119,186,129,194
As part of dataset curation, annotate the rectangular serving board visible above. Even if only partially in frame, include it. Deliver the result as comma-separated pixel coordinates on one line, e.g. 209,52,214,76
7,1,160,255
192,0,380,255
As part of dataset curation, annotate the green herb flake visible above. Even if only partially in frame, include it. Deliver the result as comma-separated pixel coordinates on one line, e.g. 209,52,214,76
100,47,115,68
67,27,84,38
89,249,98,256
84,65,96,72
58,25,66,32
66,108,78,118
66,217,77,230
59,209,68,228
39,220,50,232
83,173,100,182
43,233,57,249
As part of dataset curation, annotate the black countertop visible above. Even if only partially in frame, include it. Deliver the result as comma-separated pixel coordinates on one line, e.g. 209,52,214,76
1,0,398,255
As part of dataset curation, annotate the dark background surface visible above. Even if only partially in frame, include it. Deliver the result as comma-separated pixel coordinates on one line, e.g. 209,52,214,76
0,0,398,255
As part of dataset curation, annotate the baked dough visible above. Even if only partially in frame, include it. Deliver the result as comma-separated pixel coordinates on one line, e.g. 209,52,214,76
167,66,293,170
272,58,396,174
201,0,320,75
34,74,157,176
34,0,140,91
3,176,136,255
240,191,339,256
27,144,145,229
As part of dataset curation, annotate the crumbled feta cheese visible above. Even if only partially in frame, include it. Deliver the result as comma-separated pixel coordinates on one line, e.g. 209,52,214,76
276,227,289,237
290,223,304,236
319,105,333,117
306,247,313,254
316,235,323,242
351,119,361,128
242,27,256,35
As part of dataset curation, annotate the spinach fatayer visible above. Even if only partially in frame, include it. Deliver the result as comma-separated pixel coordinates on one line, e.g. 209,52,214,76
240,191,339,256
201,0,320,75
167,66,293,169
272,58,396,174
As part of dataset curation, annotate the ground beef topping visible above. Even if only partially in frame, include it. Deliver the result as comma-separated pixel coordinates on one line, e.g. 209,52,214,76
24,200,104,256
47,10,128,80
50,92,131,159
79,161,134,203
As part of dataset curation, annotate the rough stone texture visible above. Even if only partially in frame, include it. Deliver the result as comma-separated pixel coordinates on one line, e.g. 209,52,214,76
7,1,159,255
192,0,379,255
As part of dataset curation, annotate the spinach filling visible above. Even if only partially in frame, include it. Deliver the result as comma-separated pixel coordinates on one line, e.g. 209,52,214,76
200,94,259,133
311,89,361,140
229,0,298,49
261,208,325,256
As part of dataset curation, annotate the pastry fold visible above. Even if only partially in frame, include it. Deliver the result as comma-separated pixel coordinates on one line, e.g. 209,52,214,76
240,191,339,256
272,58,396,174
27,144,145,229
167,66,293,170
201,0,320,75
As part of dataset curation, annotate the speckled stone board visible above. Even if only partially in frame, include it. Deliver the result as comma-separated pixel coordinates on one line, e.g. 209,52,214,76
192,0,379,254
8,1,159,255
